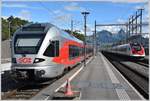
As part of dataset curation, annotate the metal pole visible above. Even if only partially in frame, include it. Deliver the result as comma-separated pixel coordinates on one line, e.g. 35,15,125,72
131,16,134,36
94,20,97,56
139,9,143,35
126,23,128,44
81,12,89,67
93,31,94,56
136,8,144,44
84,15,86,67
128,18,131,38
8,21,11,40
135,12,138,35
71,20,73,35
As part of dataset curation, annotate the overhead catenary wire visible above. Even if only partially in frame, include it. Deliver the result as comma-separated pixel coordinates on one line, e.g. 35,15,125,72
38,2,68,28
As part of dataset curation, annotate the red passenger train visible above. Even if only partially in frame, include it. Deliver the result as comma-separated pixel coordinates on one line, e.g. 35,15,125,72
110,43,145,58
11,23,93,79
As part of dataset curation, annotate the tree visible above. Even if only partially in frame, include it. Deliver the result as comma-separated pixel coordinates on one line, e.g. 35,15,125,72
64,29,85,41
2,16,29,40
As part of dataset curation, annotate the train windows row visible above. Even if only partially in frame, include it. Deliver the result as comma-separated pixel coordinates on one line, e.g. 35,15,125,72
117,47,127,52
43,41,92,58
69,45,81,60
69,45,93,60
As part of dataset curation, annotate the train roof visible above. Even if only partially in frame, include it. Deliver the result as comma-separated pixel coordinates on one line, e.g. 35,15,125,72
14,23,83,44
15,23,54,34
112,42,142,48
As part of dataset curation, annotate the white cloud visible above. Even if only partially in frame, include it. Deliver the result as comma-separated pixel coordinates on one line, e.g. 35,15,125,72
117,19,126,23
133,3,149,22
97,26,123,34
78,24,94,35
76,0,147,3
134,2,148,11
55,14,72,23
2,0,148,3
53,10,61,14
64,2,85,11
2,3,42,10
2,3,28,8
1,12,31,21
108,0,148,3
142,33,149,38
1,16,9,19
18,10,31,21
134,5,144,10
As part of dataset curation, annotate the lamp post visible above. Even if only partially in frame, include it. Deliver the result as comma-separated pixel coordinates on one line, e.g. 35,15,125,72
7,16,13,40
71,20,73,35
8,21,11,40
81,11,90,67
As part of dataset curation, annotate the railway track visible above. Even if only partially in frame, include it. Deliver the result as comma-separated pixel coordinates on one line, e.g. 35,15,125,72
136,61,149,67
2,78,57,100
1,58,85,100
1,67,68,100
102,51,149,99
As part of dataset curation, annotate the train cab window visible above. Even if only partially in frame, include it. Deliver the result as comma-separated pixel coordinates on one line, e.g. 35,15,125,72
14,34,45,54
43,41,59,57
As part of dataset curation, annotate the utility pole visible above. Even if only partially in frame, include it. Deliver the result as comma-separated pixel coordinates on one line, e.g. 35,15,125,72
128,18,131,38
135,11,138,35
131,16,134,36
81,11,90,67
126,23,128,44
7,16,13,40
71,20,73,35
138,8,144,45
8,21,12,40
94,20,97,56
92,31,94,56
138,8,144,35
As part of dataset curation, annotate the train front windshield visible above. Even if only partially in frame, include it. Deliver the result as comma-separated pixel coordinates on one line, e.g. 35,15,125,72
130,43,141,51
14,34,44,54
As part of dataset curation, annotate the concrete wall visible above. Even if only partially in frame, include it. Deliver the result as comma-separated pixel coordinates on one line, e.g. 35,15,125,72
1,40,11,59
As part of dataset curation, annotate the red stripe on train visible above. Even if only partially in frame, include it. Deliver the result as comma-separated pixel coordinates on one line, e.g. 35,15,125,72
52,40,83,66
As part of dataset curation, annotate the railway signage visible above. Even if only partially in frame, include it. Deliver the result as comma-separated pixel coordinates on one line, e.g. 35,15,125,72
17,57,32,64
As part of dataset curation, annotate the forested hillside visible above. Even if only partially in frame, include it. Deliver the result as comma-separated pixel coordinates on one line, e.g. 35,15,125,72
2,16,28,40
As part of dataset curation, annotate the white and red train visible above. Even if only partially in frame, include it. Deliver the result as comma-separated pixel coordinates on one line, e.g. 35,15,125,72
108,43,145,57
11,23,93,79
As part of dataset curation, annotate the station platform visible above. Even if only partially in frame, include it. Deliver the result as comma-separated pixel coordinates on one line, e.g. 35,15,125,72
70,52,144,100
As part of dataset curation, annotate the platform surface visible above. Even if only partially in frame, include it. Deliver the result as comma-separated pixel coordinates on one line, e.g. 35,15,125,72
70,52,144,100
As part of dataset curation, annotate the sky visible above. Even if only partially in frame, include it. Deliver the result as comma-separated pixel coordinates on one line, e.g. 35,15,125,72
1,0,149,35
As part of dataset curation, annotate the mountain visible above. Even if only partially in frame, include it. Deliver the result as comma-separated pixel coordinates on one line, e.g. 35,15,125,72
86,29,149,49
86,29,126,45
114,29,126,41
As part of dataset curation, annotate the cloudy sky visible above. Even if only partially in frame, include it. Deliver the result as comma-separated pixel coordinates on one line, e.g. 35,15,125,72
1,0,149,35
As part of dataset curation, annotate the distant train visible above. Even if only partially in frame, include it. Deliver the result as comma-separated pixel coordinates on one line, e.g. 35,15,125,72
11,23,93,80
108,43,145,57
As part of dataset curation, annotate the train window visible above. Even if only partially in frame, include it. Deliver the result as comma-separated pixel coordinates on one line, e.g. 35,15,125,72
14,34,45,54
69,45,80,60
130,43,142,51
43,41,59,57
131,45,141,51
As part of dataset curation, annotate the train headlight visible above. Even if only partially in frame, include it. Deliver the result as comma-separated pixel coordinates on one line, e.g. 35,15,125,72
34,58,45,63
